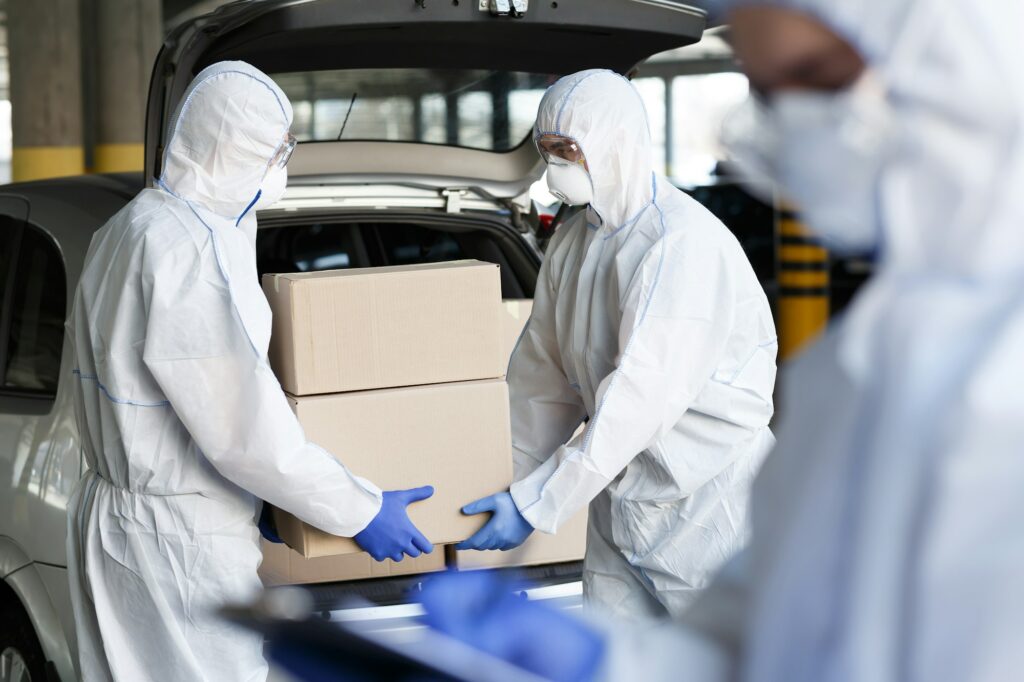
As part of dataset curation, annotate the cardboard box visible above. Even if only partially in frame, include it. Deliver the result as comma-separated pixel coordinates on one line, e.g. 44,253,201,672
458,299,588,571
259,539,446,586
263,261,505,396
274,379,513,558
456,509,588,570
501,299,533,363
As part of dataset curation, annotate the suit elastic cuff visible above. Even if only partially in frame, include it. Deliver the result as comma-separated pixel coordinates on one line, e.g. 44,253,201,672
509,456,561,534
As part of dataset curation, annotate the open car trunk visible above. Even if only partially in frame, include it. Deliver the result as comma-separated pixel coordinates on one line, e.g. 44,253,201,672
255,211,541,297
145,0,707,197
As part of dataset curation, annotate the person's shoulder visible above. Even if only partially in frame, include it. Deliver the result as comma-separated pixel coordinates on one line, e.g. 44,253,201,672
652,187,734,251
545,209,588,257
128,189,205,252
655,183,727,232
118,190,212,281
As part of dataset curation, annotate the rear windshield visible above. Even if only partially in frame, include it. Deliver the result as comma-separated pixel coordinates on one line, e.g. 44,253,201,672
272,68,557,152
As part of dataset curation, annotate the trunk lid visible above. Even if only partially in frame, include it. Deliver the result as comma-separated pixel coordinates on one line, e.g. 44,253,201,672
145,0,706,198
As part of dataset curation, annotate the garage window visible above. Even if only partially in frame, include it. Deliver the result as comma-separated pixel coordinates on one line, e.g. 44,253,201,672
0,215,66,398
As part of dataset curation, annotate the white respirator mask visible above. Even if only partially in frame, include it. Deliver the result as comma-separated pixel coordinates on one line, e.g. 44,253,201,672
546,159,594,207
722,71,896,255
254,164,289,211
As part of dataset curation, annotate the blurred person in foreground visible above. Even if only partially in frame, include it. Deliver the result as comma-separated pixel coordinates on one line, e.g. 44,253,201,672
415,0,1024,680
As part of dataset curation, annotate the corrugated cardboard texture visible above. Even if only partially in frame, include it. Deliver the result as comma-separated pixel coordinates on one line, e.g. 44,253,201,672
501,299,533,364
274,379,513,558
259,539,446,586
263,260,505,395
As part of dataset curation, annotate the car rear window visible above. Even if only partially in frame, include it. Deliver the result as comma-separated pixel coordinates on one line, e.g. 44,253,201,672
271,68,557,151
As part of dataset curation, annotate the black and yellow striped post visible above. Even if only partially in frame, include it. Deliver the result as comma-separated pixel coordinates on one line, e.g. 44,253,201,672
777,208,830,360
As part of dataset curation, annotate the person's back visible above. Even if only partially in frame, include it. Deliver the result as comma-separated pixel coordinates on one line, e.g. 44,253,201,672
72,189,250,501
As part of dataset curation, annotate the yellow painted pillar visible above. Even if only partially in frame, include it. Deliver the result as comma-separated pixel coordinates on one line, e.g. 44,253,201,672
8,0,85,181
92,0,162,173
778,209,830,360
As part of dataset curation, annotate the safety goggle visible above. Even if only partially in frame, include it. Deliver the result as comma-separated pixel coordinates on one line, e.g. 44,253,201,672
270,132,298,169
536,134,588,171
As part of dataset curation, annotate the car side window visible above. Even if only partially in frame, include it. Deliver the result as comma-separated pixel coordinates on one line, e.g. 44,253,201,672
0,219,66,397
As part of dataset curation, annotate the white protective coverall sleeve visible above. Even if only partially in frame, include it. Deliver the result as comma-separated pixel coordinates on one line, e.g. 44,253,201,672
151,60,381,536
141,235,382,537
510,222,738,533
507,229,588,482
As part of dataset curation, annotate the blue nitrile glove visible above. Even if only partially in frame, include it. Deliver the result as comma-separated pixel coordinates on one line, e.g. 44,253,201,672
258,501,284,544
419,570,605,682
456,492,534,550
354,486,435,562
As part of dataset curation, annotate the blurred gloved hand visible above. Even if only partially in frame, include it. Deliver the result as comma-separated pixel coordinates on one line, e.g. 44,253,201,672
354,486,435,561
258,501,284,544
419,570,605,682
456,492,534,550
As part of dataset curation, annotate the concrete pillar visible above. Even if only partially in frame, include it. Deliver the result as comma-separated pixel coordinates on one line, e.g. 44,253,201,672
8,0,85,182
92,0,163,173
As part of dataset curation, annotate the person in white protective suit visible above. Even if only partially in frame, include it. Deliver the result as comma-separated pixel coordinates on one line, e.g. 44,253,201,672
456,69,779,618
66,61,434,682
420,0,1024,680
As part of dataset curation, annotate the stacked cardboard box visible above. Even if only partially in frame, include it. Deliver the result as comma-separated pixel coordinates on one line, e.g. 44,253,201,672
455,299,589,571
258,270,587,586
259,539,446,587
259,261,512,585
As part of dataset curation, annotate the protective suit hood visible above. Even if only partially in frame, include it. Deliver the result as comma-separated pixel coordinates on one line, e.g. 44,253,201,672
159,61,292,220
536,70,655,228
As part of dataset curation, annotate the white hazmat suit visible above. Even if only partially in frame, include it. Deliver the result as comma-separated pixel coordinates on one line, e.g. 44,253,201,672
66,62,383,681
603,0,1024,679
508,70,778,618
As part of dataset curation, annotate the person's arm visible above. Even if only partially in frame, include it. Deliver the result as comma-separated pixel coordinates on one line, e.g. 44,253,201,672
455,228,588,551
511,220,742,533
141,239,382,538
508,233,588,482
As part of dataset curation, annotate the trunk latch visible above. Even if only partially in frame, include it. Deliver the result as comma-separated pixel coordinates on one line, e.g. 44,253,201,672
481,0,527,17
442,189,467,213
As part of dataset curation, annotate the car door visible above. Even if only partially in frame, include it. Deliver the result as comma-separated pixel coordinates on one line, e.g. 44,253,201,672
0,196,79,569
